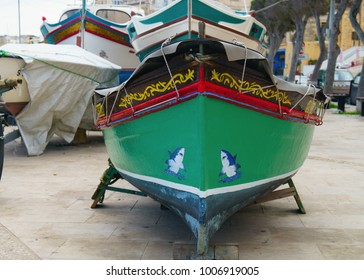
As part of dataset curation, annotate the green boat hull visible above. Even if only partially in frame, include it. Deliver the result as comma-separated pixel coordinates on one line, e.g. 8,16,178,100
94,39,327,256
103,94,315,254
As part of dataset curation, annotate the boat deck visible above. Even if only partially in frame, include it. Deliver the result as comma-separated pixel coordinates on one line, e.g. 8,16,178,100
1,105,364,260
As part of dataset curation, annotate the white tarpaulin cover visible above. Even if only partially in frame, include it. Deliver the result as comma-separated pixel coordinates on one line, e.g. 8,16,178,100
0,44,121,156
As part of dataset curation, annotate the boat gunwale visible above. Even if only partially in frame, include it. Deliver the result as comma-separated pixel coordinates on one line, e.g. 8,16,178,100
85,16,132,46
95,80,322,129
43,9,131,44
43,17,81,42
130,15,263,57
129,15,188,43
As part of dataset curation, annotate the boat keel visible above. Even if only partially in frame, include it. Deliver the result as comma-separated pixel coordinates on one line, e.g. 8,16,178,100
173,242,239,260
91,160,306,257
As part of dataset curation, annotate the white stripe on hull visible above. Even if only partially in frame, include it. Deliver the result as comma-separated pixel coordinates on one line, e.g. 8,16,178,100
115,166,299,199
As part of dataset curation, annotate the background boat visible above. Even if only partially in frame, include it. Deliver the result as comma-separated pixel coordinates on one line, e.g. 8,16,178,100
93,39,327,256
0,56,30,117
41,0,144,82
127,0,267,61
0,43,120,156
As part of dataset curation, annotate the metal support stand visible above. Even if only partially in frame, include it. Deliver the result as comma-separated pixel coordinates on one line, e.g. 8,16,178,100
91,159,147,208
0,114,4,180
250,178,306,214
4,129,21,145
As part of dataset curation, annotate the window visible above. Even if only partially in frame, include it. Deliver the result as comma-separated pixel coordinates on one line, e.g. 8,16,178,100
354,75,361,84
336,71,353,81
96,9,131,24
59,9,79,22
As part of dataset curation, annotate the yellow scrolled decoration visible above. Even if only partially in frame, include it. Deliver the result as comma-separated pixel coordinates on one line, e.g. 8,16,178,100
54,22,81,43
95,103,105,118
118,69,195,108
304,100,317,114
211,69,292,105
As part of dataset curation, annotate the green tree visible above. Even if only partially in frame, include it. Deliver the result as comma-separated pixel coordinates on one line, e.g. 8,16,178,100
251,0,327,82
251,0,294,69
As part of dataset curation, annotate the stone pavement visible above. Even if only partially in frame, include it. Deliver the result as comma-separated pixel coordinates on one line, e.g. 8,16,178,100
0,106,364,260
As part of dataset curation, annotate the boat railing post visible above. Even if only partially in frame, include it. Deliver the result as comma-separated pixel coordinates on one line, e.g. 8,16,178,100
289,84,311,113
232,40,248,94
198,21,205,56
305,84,317,123
278,95,283,116
80,0,87,48
106,86,122,125
317,98,328,126
198,21,206,39
161,35,180,99
92,94,97,126
188,0,192,39
123,87,135,116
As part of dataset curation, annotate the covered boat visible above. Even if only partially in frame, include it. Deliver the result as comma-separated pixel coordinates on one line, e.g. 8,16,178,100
127,0,267,60
41,0,144,81
0,44,120,156
93,39,327,256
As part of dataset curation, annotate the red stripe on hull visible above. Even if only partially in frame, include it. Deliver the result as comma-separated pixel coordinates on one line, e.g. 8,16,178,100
96,79,319,128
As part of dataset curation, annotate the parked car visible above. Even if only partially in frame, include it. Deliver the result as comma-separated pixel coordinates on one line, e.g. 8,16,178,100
349,73,361,105
317,69,353,100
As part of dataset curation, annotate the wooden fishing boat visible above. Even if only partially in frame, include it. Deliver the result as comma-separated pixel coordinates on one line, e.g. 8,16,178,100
127,0,267,61
41,0,144,81
93,39,327,256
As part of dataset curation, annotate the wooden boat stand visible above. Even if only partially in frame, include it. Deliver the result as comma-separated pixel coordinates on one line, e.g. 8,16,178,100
249,179,306,214
91,159,146,209
91,161,306,259
91,160,306,214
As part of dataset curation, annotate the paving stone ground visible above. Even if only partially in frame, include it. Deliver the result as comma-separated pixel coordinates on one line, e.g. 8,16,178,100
1,106,363,260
